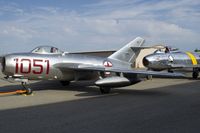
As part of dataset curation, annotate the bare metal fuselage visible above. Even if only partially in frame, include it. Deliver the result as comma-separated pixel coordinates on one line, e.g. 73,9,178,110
144,52,200,70
2,53,104,81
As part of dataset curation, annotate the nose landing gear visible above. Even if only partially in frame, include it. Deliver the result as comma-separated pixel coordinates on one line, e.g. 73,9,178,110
21,82,33,95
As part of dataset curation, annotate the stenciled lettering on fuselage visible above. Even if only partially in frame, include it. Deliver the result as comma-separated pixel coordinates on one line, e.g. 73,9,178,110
14,58,50,75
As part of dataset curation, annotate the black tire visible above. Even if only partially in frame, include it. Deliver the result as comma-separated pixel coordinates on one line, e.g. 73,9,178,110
60,81,70,86
100,87,111,94
26,88,33,95
168,69,174,73
146,75,152,80
192,72,199,79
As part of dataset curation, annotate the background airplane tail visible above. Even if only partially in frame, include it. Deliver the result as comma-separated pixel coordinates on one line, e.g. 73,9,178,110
108,37,145,63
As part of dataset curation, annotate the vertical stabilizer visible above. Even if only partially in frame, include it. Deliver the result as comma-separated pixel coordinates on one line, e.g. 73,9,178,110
108,37,145,63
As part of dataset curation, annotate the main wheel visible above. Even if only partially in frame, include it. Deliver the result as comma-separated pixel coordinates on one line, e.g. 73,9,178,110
192,72,199,79
100,87,111,94
146,75,152,80
25,88,33,95
60,81,70,86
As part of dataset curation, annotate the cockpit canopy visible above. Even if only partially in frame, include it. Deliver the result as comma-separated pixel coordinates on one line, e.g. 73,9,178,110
31,46,63,54
153,46,179,54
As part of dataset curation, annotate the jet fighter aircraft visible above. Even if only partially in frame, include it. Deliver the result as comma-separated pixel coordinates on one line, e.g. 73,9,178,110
0,37,183,94
143,48,200,79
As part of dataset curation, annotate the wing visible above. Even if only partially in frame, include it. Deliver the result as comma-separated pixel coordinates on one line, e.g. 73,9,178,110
169,64,200,68
55,63,185,77
69,50,116,57
107,68,185,77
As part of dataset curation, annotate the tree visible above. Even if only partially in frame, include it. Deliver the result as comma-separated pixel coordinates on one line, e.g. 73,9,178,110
194,49,200,52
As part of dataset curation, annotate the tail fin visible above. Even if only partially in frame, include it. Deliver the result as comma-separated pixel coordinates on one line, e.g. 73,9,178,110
108,37,145,63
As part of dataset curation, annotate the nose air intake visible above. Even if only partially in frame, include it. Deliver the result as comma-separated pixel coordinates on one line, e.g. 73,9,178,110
143,57,149,67
0,57,6,72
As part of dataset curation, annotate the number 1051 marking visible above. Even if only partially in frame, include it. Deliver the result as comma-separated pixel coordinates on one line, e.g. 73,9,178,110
14,58,50,74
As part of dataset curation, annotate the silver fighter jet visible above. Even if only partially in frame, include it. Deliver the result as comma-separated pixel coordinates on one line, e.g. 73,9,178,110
143,49,200,79
0,37,183,94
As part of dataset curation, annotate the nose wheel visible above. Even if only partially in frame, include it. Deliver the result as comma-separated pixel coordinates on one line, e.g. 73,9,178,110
21,82,33,95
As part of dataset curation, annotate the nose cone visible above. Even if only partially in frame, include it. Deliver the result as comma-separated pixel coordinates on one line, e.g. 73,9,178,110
143,56,150,67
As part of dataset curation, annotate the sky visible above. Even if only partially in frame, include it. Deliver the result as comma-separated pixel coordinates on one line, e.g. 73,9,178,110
0,0,199,54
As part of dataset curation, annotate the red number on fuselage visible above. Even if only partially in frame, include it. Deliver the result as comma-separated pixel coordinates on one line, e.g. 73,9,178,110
20,59,31,74
14,58,19,73
14,58,50,75
33,59,43,74
45,60,50,74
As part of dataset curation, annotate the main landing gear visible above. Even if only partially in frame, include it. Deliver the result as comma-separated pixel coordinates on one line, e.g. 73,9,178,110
100,87,111,94
21,82,33,95
192,68,199,79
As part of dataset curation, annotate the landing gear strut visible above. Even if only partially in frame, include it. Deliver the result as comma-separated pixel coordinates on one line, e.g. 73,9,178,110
192,68,199,79
100,87,111,94
21,82,33,95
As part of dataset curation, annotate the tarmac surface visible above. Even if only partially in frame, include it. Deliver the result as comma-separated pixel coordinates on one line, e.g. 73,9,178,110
0,73,200,133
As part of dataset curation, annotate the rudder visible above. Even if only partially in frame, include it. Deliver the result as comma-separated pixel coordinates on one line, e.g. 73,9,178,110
108,37,145,63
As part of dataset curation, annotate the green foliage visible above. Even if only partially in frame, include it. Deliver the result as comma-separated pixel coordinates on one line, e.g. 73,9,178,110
194,49,200,52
